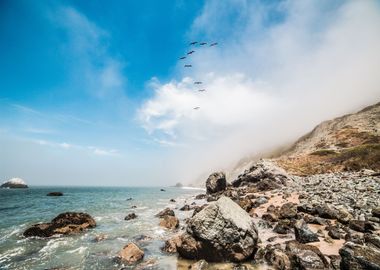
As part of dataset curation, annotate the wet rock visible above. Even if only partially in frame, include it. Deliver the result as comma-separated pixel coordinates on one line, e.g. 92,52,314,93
285,240,328,269
93,233,107,242
155,208,175,218
118,243,144,264
160,189,166,191
159,216,179,230
339,242,380,270
279,203,297,219
126,198,133,201
134,258,158,270
195,194,207,200
349,220,375,233
170,199,176,202
264,246,291,270
294,219,319,244
47,192,63,196
23,212,96,237
177,197,258,262
125,213,137,221
189,260,208,270
206,172,227,194
180,204,191,211
133,235,153,243
273,219,293,234
162,235,182,253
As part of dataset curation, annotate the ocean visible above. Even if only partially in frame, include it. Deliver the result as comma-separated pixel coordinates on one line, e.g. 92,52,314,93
0,186,202,270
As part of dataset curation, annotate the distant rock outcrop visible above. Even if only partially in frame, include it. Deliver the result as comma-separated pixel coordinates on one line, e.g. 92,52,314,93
177,196,258,262
23,212,96,237
1,178,28,188
47,192,63,196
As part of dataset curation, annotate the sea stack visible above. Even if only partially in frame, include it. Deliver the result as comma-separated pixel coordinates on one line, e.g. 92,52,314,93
1,178,28,188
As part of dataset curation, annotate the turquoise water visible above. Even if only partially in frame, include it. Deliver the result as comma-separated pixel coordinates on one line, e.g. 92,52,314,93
0,186,201,270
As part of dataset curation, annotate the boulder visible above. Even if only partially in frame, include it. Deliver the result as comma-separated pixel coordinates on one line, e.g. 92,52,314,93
264,246,291,270
195,194,207,200
279,203,297,219
192,204,208,217
206,172,227,194
125,213,137,221
155,208,175,218
232,160,290,188
1,178,28,188
159,216,179,230
349,220,375,233
315,204,339,219
273,219,293,234
294,219,320,244
162,235,182,253
177,196,258,262
118,243,144,264
285,240,328,269
23,212,96,237
180,204,191,211
238,198,254,212
339,242,380,270
47,192,63,196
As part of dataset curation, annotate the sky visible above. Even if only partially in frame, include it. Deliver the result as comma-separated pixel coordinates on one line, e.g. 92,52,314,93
1,0,380,186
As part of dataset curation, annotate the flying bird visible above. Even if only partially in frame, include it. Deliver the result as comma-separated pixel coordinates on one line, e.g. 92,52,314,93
187,50,195,55
190,41,198,45
194,81,202,85
210,42,218,47
200,42,207,45
198,89,206,92
193,107,200,110
179,56,186,60
184,64,192,67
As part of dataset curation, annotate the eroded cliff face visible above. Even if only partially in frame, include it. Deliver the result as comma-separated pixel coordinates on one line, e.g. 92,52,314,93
275,102,380,176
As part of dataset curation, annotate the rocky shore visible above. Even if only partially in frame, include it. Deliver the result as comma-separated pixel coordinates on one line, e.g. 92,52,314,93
159,160,380,269
20,160,380,269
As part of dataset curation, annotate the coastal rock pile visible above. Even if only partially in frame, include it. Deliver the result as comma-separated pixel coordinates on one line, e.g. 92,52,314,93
47,192,63,196
176,196,258,262
231,160,290,189
23,212,96,237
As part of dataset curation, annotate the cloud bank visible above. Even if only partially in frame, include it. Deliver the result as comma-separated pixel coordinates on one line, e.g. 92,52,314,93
139,0,380,183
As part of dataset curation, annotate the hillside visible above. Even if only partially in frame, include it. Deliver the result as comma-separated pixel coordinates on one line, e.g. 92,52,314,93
275,102,380,175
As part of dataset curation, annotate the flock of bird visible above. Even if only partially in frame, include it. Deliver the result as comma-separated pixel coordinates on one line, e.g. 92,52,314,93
178,41,218,110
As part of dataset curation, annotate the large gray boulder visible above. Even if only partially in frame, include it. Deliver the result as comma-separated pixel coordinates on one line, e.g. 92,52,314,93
206,172,227,194
232,160,290,188
177,196,258,262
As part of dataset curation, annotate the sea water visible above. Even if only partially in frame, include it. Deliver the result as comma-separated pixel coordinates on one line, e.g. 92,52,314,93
0,186,201,270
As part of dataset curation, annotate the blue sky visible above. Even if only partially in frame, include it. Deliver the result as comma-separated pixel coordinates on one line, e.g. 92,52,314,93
1,0,379,186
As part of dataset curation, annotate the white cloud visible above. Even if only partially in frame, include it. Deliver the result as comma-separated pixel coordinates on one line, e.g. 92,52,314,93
138,0,380,183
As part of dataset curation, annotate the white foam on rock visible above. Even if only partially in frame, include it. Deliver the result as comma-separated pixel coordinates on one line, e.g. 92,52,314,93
3,178,27,185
